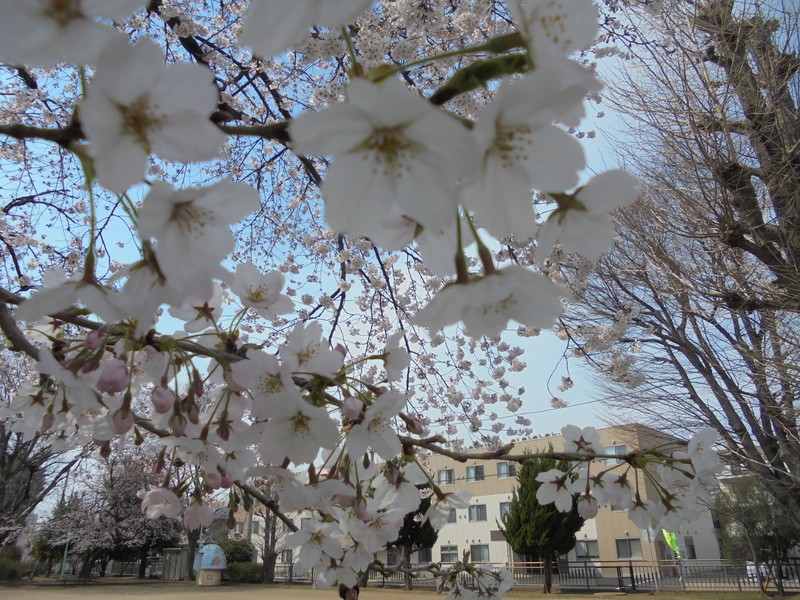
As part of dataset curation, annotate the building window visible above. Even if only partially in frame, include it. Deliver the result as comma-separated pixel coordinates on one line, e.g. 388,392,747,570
468,504,487,522
416,547,432,563
252,520,260,535
387,547,400,565
280,549,292,563
616,538,643,560
499,502,511,520
441,545,459,563
576,540,600,559
447,508,457,523
498,462,517,478
604,444,627,465
470,545,490,562
438,468,455,486
467,465,485,482
684,536,696,559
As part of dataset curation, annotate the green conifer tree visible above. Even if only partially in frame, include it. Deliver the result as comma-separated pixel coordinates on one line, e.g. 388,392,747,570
500,451,584,593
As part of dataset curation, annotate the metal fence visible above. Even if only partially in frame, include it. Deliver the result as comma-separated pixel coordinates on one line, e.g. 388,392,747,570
508,559,800,593
285,559,800,593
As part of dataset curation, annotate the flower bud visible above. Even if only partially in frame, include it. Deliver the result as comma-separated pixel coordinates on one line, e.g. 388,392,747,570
85,330,106,349
111,409,134,434
151,386,173,414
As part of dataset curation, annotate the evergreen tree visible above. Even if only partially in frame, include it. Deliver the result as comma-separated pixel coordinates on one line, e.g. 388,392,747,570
500,452,584,593
387,486,438,591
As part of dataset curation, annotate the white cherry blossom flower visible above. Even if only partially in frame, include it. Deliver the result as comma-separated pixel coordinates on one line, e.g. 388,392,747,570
280,321,343,379
285,518,344,573
345,390,406,461
290,77,476,249
141,487,182,519
687,427,722,480
137,180,260,288
0,0,144,67
13,267,81,323
183,499,215,531
561,424,601,455
81,36,226,193
425,489,471,530
229,350,298,418
383,331,410,381
461,67,597,240
537,170,640,264
227,261,294,321
259,394,339,465
412,265,564,339
509,0,599,66
240,0,372,59
535,468,573,512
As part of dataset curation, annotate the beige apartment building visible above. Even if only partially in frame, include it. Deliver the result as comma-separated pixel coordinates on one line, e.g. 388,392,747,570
420,424,721,567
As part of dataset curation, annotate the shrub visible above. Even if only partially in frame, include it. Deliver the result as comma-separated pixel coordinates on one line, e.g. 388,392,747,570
225,562,262,583
0,546,33,581
215,537,256,564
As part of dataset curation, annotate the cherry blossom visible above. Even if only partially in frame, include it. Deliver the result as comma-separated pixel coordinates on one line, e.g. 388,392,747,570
412,265,564,339
280,321,344,379
81,36,227,192
425,489,472,530
687,427,722,478
561,424,601,455
227,262,294,321
239,0,373,59
141,487,182,519
535,468,572,512
259,393,340,465
0,0,144,67
290,77,476,249
285,518,344,573
137,180,260,288
537,170,641,264
345,390,407,461
462,66,597,240
509,0,600,65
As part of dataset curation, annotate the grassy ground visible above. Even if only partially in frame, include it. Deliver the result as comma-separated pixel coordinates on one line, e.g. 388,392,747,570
0,578,796,600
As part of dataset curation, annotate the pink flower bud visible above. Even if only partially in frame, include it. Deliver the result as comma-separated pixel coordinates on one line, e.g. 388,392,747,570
42,412,55,431
205,471,222,489
111,409,135,434
335,343,347,357
187,404,200,425
406,417,426,435
152,386,173,413
170,414,187,437
220,470,234,489
342,397,364,421
96,358,128,394
192,368,204,398
85,330,106,350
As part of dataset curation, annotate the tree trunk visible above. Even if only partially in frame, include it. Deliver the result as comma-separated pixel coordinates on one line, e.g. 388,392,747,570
403,543,413,591
79,550,99,579
542,557,553,593
187,528,200,581
138,546,148,579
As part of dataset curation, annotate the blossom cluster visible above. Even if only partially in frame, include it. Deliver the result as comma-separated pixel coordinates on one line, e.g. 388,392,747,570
0,1,717,598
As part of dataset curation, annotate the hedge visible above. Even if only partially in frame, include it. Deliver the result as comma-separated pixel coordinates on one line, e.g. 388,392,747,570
226,561,262,583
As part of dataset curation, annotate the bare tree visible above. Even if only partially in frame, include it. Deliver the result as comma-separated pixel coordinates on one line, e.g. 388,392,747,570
559,0,800,519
